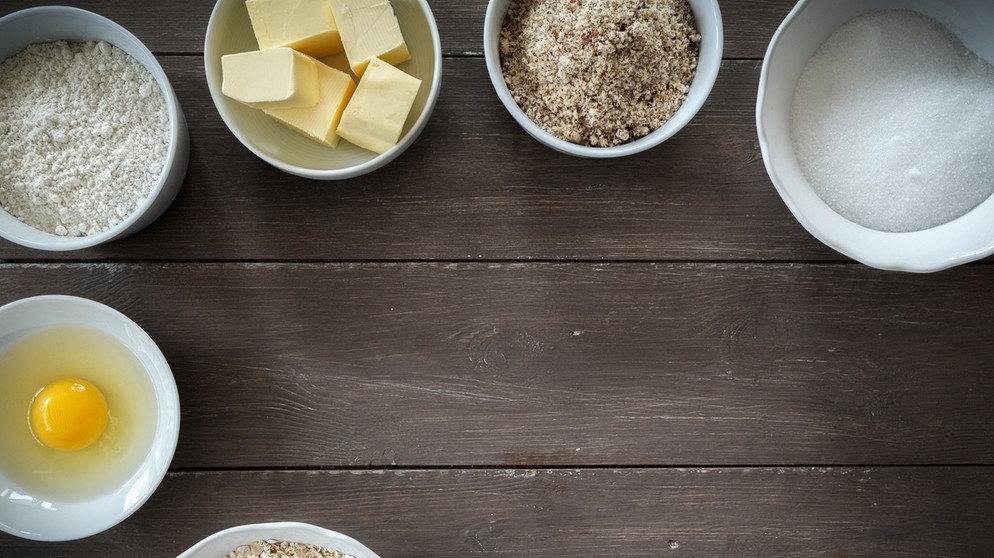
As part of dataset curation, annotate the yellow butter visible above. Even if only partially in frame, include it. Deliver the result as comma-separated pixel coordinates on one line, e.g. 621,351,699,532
221,48,320,109
246,0,344,58
336,57,421,153
328,0,410,77
265,59,356,147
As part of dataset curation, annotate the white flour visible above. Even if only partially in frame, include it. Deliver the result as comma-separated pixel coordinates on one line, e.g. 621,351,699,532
0,40,170,236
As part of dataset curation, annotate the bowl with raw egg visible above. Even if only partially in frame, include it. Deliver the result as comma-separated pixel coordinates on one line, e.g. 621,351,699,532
757,0,994,272
0,295,180,541
204,0,442,180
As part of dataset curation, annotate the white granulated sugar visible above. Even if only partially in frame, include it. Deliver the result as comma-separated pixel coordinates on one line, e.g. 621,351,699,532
0,41,169,236
790,10,994,233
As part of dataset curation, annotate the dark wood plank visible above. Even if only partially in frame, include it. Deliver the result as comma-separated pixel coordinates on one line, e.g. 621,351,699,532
2,262,992,468
1,2,985,264
0,0,798,58
0,58,842,262
3,467,991,557
0,0,212,53
2,0,993,556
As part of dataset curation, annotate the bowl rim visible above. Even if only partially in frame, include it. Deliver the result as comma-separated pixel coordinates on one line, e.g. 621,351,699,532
483,0,724,158
0,6,188,252
178,521,381,558
203,0,443,180
0,294,180,541
756,0,994,272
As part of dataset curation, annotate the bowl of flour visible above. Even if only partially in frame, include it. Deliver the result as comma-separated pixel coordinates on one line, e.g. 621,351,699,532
757,0,994,272
0,6,189,251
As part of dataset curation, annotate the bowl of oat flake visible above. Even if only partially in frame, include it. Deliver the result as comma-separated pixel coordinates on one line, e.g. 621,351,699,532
0,6,189,251
179,522,380,558
485,0,723,157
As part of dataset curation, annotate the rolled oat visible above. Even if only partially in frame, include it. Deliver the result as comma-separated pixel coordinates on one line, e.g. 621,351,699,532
225,539,356,558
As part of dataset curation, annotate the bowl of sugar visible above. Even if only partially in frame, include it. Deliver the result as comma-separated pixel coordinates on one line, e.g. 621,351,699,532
485,0,723,158
757,0,994,272
0,6,189,251
0,295,180,541
204,0,442,180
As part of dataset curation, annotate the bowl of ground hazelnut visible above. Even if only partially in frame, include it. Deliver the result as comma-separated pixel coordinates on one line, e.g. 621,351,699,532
757,0,994,272
179,522,380,558
0,6,189,251
485,0,722,157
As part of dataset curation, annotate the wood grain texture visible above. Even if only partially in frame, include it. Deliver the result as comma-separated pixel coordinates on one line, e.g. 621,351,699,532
2,468,992,557
1,263,992,469
0,0,795,58
0,58,839,262
1,0,992,555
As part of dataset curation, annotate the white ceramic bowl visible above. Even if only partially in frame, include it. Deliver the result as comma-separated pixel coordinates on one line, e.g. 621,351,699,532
204,0,442,180
0,6,189,252
757,0,994,272
484,0,723,158
179,522,381,558
0,295,180,541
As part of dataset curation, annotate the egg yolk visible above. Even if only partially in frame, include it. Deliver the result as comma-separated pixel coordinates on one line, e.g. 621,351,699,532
29,377,109,451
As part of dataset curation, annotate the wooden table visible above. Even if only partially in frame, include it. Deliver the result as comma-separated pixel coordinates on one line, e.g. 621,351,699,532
2,0,992,555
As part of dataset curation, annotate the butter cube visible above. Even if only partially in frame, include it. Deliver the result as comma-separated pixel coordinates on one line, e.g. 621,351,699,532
264,59,357,147
246,0,344,58
328,0,410,77
221,48,319,109
336,57,421,153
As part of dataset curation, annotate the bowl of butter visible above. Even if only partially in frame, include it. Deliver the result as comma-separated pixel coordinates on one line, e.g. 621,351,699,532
204,0,441,180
